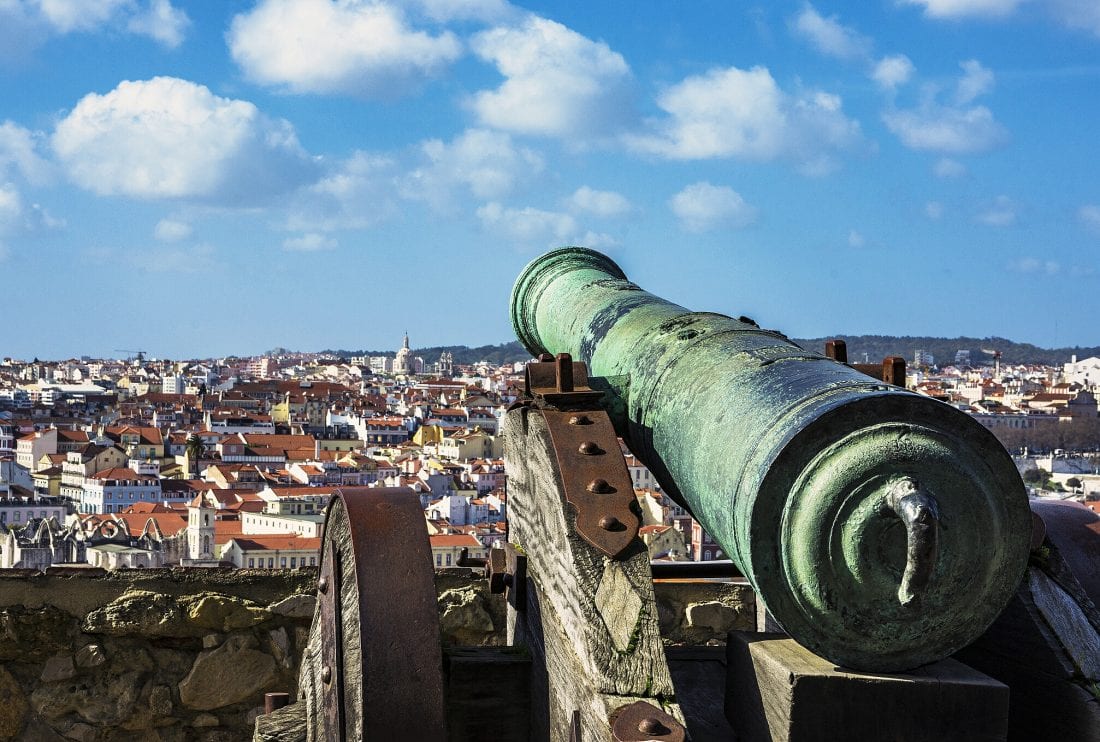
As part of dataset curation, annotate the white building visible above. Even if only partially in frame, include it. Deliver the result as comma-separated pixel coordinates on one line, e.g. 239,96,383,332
1063,355,1100,389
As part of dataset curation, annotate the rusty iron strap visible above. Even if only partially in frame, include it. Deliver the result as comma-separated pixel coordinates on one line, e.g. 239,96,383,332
318,487,447,741
611,701,686,742
542,408,640,559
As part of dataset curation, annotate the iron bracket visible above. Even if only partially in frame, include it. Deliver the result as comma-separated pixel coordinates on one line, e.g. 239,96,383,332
525,353,640,559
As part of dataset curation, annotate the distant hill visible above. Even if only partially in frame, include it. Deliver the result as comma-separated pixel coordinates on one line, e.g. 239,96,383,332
789,336,1100,367
321,335,1100,368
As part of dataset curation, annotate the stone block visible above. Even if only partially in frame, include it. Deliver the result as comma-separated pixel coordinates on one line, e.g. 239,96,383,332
39,655,76,683
726,632,1009,742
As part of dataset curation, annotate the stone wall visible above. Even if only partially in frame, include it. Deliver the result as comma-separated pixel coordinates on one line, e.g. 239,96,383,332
0,567,318,742
0,566,754,741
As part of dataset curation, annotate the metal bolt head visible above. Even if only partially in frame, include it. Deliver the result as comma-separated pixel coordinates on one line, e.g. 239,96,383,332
321,665,332,684
587,478,613,494
599,515,622,531
568,414,593,426
639,717,670,735
578,441,602,455
317,576,328,594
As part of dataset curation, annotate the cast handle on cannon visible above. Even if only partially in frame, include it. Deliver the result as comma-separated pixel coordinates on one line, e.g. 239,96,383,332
884,477,940,608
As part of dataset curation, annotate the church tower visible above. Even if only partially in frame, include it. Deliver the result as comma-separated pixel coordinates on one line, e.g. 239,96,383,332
186,493,215,562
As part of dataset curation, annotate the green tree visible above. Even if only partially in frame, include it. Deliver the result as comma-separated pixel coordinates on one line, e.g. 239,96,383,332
1067,477,1083,491
185,434,205,477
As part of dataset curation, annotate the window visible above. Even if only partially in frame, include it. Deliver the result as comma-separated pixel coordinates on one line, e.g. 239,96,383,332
268,558,274,568
280,557,287,568
310,557,316,566
290,557,297,568
445,553,452,566
248,558,255,568
436,554,442,567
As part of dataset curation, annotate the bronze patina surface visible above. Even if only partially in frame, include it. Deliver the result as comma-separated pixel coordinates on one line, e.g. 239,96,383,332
510,246,1031,671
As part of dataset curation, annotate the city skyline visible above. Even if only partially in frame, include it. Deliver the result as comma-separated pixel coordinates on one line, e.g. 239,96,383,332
2,0,1100,359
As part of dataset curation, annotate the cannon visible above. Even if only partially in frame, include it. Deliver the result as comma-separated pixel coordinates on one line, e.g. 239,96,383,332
510,246,1031,672
256,247,1100,742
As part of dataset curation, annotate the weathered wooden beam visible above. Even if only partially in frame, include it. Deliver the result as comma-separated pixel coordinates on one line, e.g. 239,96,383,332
504,405,683,742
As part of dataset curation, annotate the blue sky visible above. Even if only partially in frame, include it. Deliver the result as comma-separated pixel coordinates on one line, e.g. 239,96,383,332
2,0,1099,360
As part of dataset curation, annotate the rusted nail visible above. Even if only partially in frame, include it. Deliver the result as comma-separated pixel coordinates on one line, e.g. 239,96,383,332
568,414,593,425
317,576,328,594
321,666,332,685
599,515,623,531
578,441,603,455
638,717,670,735
588,478,614,494
265,692,290,714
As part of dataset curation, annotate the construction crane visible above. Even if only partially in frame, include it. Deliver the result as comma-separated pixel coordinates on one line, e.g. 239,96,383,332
114,349,147,363
981,348,1002,378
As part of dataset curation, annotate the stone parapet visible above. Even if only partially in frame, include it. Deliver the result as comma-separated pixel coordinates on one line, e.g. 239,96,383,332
0,566,754,741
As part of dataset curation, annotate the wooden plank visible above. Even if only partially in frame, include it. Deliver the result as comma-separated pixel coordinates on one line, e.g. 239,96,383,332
504,407,682,742
445,647,532,742
726,632,1009,742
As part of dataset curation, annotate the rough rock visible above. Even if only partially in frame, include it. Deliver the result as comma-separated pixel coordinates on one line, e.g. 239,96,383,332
183,594,270,632
178,635,277,710
266,594,315,619
39,655,76,683
685,600,737,634
82,590,197,638
0,606,74,661
63,722,96,742
202,634,221,649
30,670,145,724
149,685,173,716
268,627,291,669
0,665,28,740
438,585,495,644
191,713,219,728
74,644,107,670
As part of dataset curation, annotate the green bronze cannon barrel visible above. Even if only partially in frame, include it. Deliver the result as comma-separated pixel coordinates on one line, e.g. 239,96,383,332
511,246,1031,671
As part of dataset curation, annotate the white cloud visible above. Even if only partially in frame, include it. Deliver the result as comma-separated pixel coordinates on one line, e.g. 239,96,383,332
11,0,190,47
790,4,871,61
154,218,191,241
0,121,51,185
627,65,864,175
286,151,397,232
401,128,543,211
283,233,337,252
410,0,517,23
567,186,631,218
477,201,577,245
35,0,129,33
955,59,995,104
228,0,461,97
669,182,758,233
884,102,1006,153
848,229,866,247
1050,0,1100,37
469,15,633,138
476,201,615,248
933,157,967,177
1078,204,1100,233
1008,257,1060,275
52,77,318,203
925,201,944,219
899,0,1028,19
976,195,1017,226
0,180,61,238
872,55,915,90
127,0,189,48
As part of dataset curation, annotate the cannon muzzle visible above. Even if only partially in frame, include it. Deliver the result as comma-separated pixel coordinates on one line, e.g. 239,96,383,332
511,246,1031,671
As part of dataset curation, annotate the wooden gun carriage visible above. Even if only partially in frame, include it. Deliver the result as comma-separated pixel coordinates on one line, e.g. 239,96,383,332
255,249,1100,741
